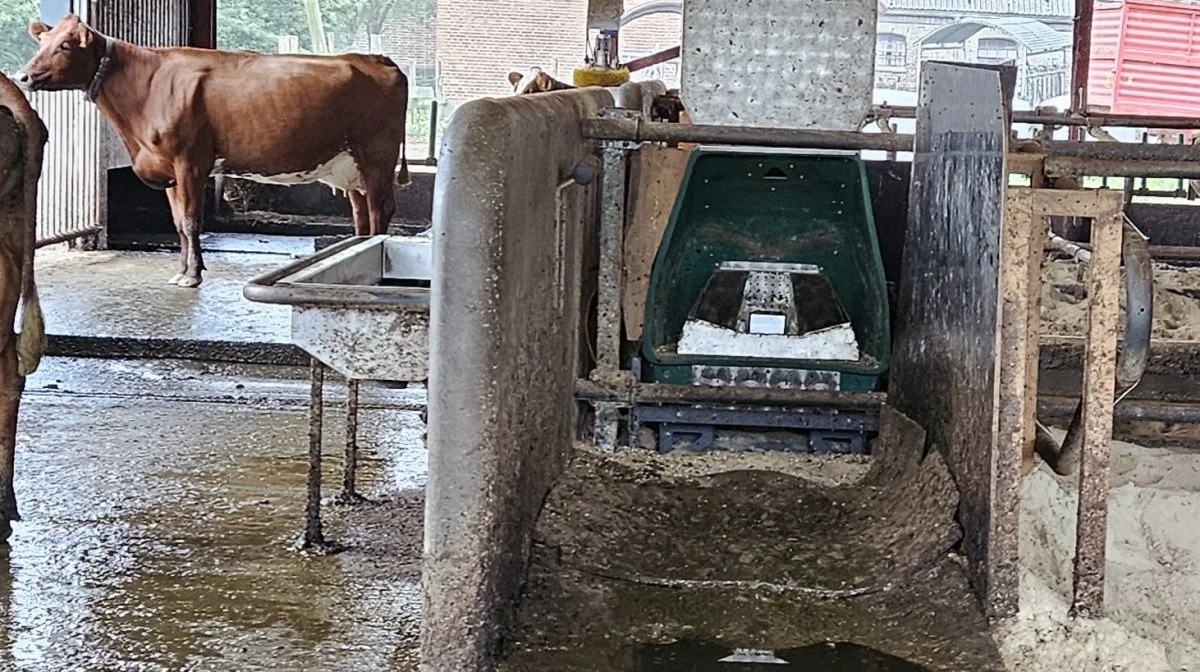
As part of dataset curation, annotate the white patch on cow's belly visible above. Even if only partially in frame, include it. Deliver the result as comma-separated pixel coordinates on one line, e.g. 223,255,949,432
211,152,366,192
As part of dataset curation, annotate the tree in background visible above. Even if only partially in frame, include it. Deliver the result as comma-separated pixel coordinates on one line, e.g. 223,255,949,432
0,0,39,74
218,0,434,54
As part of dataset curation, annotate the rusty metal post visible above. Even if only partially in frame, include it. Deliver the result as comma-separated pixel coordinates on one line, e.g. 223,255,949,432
1071,203,1123,618
332,377,369,506
1070,0,1094,141
296,357,341,554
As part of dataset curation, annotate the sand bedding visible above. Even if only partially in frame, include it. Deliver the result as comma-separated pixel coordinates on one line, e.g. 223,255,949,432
997,436,1200,671
1041,258,1200,342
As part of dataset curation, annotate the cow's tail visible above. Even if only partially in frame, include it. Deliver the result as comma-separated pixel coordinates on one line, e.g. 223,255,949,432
396,141,411,188
16,119,46,378
387,57,412,190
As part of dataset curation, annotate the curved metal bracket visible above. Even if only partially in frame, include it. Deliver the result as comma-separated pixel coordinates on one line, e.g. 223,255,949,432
1047,217,1153,476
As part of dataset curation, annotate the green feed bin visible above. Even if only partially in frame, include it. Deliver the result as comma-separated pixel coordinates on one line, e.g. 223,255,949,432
640,148,891,392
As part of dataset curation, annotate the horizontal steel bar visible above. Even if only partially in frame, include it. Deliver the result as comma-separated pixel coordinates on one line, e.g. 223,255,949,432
869,104,1200,130
36,226,102,248
583,119,1200,173
1042,140,1200,161
1045,156,1200,179
1038,395,1200,424
575,378,887,410
581,118,915,152
625,46,680,73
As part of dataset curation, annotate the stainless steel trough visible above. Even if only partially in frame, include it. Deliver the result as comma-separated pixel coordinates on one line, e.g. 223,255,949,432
244,233,431,553
243,234,432,381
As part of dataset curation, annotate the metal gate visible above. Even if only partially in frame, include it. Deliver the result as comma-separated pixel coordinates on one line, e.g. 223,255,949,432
30,0,191,248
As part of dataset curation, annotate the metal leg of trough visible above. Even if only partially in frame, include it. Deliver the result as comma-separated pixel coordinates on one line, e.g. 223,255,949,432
294,358,342,555
332,377,371,506
1070,208,1124,619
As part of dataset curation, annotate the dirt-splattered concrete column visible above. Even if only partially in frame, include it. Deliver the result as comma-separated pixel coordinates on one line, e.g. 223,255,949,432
421,89,612,671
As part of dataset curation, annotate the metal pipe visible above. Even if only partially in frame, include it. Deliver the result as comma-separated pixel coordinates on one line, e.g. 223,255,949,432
35,226,102,248
625,46,681,73
334,378,366,505
867,105,1200,130
1071,0,1095,119
1047,232,1091,262
1043,140,1200,161
582,119,1200,170
1038,396,1200,424
581,118,915,153
427,100,439,166
575,379,886,410
297,357,334,553
1045,156,1200,180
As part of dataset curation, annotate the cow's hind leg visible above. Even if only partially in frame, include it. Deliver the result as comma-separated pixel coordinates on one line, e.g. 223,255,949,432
165,186,188,285
173,167,209,289
364,170,396,237
0,326,22,544
348,190,369,237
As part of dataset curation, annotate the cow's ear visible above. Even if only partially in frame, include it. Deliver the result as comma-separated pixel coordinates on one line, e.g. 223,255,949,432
76,24,91,48
29,21,50,43
507,71,523,86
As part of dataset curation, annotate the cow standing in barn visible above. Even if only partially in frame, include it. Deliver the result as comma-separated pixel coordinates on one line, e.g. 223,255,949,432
0,74,48,543
16,14,410,289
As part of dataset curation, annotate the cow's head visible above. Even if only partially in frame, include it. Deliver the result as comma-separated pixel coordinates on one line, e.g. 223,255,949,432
15,14,105,93
507,68,558,95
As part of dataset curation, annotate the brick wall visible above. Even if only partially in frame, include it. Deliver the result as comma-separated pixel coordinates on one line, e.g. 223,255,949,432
436,0,589,103
347,13,438,85
434,0,684,104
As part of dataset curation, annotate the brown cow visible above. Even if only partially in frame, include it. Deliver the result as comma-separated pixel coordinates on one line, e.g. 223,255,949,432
0,74,48,543
16,14,410,288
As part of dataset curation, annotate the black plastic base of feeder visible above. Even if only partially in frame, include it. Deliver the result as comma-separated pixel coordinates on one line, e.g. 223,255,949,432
631,404,878,455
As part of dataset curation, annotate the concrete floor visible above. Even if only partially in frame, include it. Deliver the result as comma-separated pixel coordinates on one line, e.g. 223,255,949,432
37,234,307,346
6,357,426,671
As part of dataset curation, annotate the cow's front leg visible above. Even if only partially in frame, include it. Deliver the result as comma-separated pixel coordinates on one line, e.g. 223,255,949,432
165,186,188,285
173,167,208,289
0,337,23,544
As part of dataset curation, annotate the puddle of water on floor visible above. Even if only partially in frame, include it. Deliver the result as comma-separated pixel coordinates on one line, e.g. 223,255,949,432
634,640,934,671
0,358,428,671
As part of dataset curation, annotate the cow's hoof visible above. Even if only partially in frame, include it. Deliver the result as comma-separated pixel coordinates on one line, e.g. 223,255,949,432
168,273,185,285
0,519,12,545
176,275,202,289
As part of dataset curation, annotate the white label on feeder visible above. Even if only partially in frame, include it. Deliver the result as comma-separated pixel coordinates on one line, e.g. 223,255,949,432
748,313,786,335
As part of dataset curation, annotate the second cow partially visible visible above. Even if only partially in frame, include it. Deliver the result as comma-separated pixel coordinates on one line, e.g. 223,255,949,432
16,13,410,288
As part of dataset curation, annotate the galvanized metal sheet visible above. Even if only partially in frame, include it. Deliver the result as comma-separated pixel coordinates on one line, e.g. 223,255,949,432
679,0,876,130
887,61,1017,620
291,307,428,382
28,91,107,247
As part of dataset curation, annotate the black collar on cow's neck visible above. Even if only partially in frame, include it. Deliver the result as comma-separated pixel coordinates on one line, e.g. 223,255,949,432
85,36,115,103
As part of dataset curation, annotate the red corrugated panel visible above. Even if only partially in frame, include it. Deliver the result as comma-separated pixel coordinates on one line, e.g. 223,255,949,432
1087,1,1126,109
1090,0,1200,115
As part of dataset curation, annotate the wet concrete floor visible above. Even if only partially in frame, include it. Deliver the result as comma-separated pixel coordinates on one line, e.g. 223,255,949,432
37,234,305,345
6,356,427,671
7,355,1008,671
